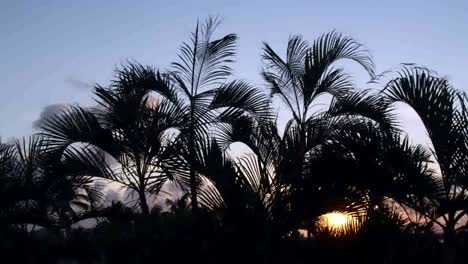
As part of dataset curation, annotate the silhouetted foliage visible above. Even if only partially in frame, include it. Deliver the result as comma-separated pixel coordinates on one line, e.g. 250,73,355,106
1,17,467,264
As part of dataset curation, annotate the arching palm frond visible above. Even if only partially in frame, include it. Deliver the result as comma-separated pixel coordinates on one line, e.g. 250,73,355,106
302,119,436,224
36,105,117,155
309,30,374,80
309,66,353,103
96,62,184,110
260,35,381,227
189,138,239,211
194,136,277,236
210,80,273,121
382,65,468,242
328,89,398,132
199,181,224,212
262,31,375,123
383,66,457,161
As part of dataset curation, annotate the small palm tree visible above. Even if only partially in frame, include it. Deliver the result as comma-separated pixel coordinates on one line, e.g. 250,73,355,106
306,119,437,219
257,31,404,231
0,136,104,233
261,32,376,205
37,64,184,215
382,66,468,246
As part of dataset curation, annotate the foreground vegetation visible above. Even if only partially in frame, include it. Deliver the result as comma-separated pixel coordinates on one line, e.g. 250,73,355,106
1,18,467,263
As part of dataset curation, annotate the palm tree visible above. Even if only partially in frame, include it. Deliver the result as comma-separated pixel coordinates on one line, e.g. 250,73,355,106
382,66,468,246
258,31,407,230
196,32,414,243
36,64,184,215
37,17,271,216
306,118,438,220
0,136,105,233
191,135,280,263
193,104,436,264
164,16,272,212
261,32,377,206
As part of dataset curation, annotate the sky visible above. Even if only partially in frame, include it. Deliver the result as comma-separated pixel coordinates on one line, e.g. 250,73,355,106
1,0,467,141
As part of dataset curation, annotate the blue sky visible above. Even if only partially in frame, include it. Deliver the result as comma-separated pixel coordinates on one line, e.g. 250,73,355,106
1,0,467,140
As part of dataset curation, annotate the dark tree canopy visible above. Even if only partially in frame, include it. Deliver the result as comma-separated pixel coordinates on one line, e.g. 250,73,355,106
1,18,467,264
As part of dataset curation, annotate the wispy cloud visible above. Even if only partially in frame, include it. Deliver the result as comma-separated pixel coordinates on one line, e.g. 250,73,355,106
33,103,68,128
65,77,94,91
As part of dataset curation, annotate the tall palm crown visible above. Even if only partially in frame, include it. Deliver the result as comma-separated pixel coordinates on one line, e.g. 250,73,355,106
382,66,468,242
260,32,391,206
262,31,375,126
258,32,389,227
164,17,271,211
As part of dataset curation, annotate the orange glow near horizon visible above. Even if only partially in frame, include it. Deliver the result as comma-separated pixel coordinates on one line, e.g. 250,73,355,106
318,212,359,235
325,212,348,226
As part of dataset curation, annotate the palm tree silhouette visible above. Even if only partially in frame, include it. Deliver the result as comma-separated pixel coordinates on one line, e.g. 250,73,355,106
2,17,466,263
258,31,398,232
0,136,105,234
162,16,272,212
36,17,271,216
36,64,184,215
382,66,468,247
193,28,413,239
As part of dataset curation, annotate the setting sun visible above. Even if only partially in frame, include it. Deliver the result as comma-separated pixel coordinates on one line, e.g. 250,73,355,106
325,213,348,227
317,212,360,235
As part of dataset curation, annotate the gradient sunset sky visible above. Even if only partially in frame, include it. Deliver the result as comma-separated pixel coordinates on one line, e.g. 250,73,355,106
1,0,467,140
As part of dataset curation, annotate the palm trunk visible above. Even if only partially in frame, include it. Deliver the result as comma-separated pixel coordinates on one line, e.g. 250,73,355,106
136,160,150,215
139,189,150,215
442,236,457,264
189,106,198,213
442,213,457,264
189,166,198,213
65,224,72,241
188,103,200,257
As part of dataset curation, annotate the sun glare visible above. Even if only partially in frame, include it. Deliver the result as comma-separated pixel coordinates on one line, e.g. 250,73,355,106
326,213,348,227
317,212,360,235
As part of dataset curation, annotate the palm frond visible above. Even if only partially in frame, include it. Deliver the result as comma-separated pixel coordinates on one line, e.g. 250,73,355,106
328,89,398,131
172,16,237,95
210,80,273,121
262,36,307,119
309,30,375,78
35,105,116,154
262,31,375,123
381,65,464,187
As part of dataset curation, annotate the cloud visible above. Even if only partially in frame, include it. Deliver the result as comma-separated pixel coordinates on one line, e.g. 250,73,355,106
65,77,94,91
33,103,68,128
